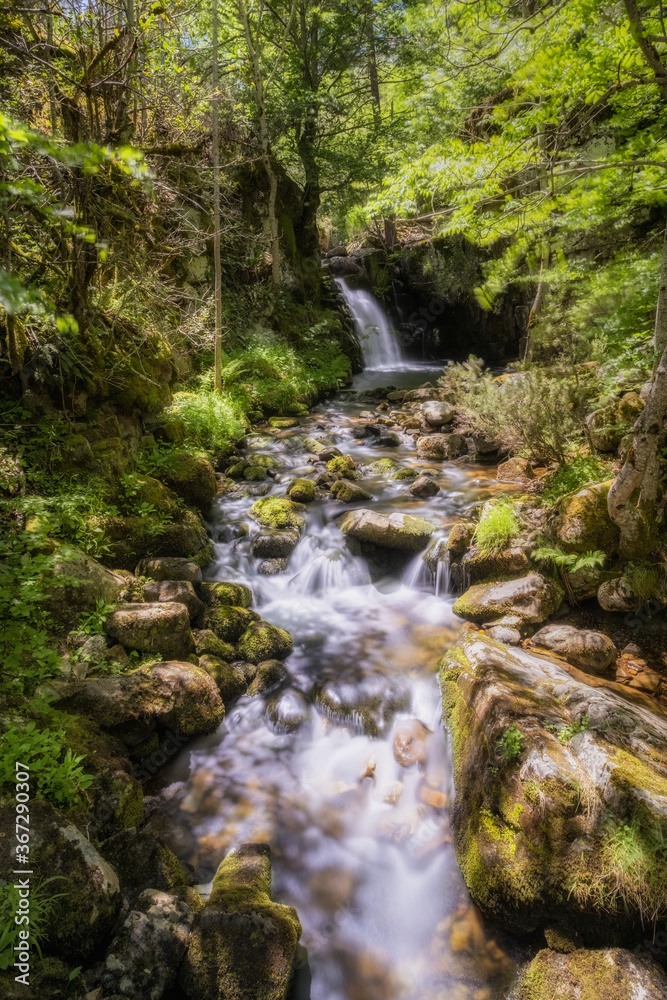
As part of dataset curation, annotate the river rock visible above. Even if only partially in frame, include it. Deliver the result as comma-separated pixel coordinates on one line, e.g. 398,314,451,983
287,478,316,503
422,400,456,426
447,521,475,557
485,624,522,645
43,544,126,625
269,416,300,429
353,422,382,439
393,719,430,767
161,452,218,512
416,433,468,460
315,673,410,736
0,799,122,960
49,660,224,737
597,576,644,612
327,454,358,478
192,630,236,660
339,509,437,552
453,573,564,624
135,557,203,585
497,457,535,482
516,948,667,1000
249,496,306,530
247,659,287,696
102,889,196,1000
267,689,311,731
528,624,616,673
455,545,533,588
403,388,441,402
251,530,300,559
586,392,644,452
179,844,301,1000
203,605,260,642
106,602,195,659
391,467,419,481
236,621,293,663
409,476,440,498
548,482,619,554
441,632,667,937
199,656,248,704
143,581,204,623
258,558,289,575
200,581,253,608
330,480,374,503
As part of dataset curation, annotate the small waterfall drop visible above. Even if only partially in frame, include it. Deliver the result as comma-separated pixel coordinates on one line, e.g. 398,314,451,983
335,277,406,370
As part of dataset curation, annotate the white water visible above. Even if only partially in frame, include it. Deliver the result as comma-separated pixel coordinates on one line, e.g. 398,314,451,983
336,278,407,370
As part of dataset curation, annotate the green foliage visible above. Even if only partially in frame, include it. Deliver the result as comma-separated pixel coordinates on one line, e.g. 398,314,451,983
558,715,590,744
495,724,524,764
531,547,607,574
168,388,247,454
71,599,117,638
541,457,614,503
0,723,93,809
475,499,520,552
0,877,66,968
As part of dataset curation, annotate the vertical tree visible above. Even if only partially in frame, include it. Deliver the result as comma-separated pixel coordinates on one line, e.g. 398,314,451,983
212,0,224,390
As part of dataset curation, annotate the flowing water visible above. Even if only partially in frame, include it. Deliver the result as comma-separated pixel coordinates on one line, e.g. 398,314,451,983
335,279,406,370
153,363,525,999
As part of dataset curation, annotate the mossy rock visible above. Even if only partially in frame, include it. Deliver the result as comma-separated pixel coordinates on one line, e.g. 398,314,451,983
326,454,357,478
128,475,181,520
549,481,620,555
287,478,316,503
447,521,475,557
390,467,418,481
199,655,248,705
192,629,236,662
339,508,437,553
330,480,373,503
250,496,306,530
236,622,293,664
367,459,398,477
100,826,191,902
200,581,253,609
452,572,564,624
91,436,130,478
95,509,209,571
516,948,667,1000
179,844,301,1000
247,659,287,696
268,416,300,429
155,419,187,445
586,392,645,452
42,544,126,626
161,451,218,512
203,605,260,642
244,465,268,481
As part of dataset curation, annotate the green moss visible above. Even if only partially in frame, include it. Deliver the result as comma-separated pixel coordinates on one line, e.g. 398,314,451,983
250,495,306,530
193,628,237,659
200,581,253,609
199,655,247,705
244,465,268,481
327,455,357,477
390,467,418,480
518,948,667,1000
161,450,218,511
286,478,316,503
202,605,260,642
368,458,398,475
236,621,293,664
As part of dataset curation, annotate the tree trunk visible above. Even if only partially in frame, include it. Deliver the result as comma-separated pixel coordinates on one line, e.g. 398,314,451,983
212,0,223,391
655,223,667,353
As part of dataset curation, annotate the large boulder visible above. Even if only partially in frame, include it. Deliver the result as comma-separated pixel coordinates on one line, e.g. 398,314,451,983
202,605,260,642
453,573,564,624
597,577,648,613
497,457,535,483
548,482,620,555
330,480,374,503
528,624,616,673
200,581,254,609
106,602,195,660
102,889,197,1000
135,557,203,584
236,622,293,664
422,400,456,426
100,826,192,903
49,661,224,737
516,948,667,1000
286,478,316,503
43,545,126,625
143,581,204,623
586,392,644,452
339,509,437,552
179,844,301,1000
249,496,306,530
453,545,532,589
161,452,218,512
199,655,248,704
416,433,468,460
251,531,300,559
441,633,667,938
0,800,121,960
100,510,210,570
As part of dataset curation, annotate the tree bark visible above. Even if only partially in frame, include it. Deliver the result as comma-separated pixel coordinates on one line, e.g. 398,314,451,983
212,0,223,391
655,223,667,353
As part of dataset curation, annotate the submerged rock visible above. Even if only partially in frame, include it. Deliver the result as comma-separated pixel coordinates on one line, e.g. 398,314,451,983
258,558,289,575
453,573,564,624
528,624,616,673
409,476,440,498
393,719,430,767
251,530,300,559
516,947,667,1000
267,689,311,732
339,509,437,552
102,888,196,1000
441,633,667,938
315,673,410,736
106,602,195,660
179,844,301,1000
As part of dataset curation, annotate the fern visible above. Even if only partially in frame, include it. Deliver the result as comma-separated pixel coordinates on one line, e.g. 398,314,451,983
531,547,606,574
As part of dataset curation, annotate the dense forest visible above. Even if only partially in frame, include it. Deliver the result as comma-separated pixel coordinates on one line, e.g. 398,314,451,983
3,0,667,998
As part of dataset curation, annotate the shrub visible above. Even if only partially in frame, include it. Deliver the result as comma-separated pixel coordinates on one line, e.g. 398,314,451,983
475,499,520,552
495,724,524,763
0,724,93,809
541,455,613,503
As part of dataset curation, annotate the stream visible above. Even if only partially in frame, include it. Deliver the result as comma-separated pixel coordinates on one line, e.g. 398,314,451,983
153,286,525,1000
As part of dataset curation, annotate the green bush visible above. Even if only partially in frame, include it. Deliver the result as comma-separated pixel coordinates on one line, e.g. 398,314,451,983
475,499,520,552
0,723,93,809
541,456,613,503
495,724,524,763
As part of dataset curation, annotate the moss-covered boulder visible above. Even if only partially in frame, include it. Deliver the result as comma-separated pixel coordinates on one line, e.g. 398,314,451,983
390,467,419,481
200,581,253,609
339,508,437,552
247,659,287,696
268,416,300,428
586,392,644,452
106,602,195,659
326,454,357,478
199,655,248,704
0,799,121,961
143,580,204,622
330,480,374,503
129,475,182,520
527,624,616,673
100,509,210,570
454,545,533,589
249,496,306,530
516,948,667,1000
100,827,192,903
155,419,187,445
549,481,620,555
43,544,126,626
192,629,236,660
286,478,316,503
236,622,293,664
447,521,475,557
135,556,203,584
368,458,399,475
203,605,260,642
416,433,468,460
453,573,564,624
161,452,218,512
49,661,224,738
441,632,667,939
179,843,301,1000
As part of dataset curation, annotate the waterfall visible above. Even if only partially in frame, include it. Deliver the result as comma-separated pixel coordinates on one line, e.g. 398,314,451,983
335,277,406,369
